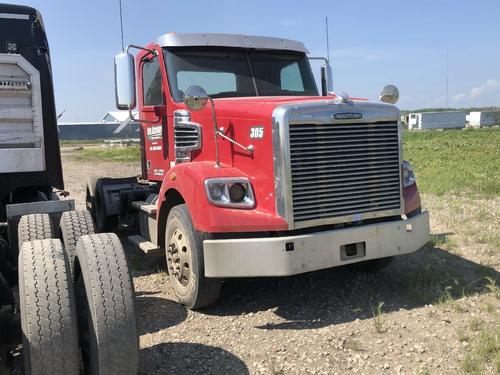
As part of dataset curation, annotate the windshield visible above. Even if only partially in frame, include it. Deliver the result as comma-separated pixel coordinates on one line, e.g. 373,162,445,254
164,47,319,101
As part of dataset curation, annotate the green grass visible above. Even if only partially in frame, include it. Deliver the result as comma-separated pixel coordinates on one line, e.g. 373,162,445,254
345,338,364,352
372,301,386,333
73,146,141,163
60,139,106,146
461,325,500,374
403,128,500,197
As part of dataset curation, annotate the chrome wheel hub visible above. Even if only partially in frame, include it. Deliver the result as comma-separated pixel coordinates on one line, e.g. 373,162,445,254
167,228,190,286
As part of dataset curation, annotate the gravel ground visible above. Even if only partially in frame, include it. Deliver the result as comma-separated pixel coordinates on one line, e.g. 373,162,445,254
61,147,500,375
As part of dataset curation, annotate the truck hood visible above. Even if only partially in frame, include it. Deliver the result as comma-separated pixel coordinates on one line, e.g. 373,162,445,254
211,96,399,121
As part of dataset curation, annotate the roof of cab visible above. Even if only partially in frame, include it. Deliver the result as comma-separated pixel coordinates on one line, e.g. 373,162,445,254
156,32,308,53
0,3,37,16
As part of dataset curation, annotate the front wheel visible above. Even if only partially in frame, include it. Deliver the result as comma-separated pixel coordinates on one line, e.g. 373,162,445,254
165,204,221,309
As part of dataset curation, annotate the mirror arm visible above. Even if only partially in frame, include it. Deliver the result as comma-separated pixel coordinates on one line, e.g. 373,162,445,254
308,56,329,64
128,108,161,124
208,98,221,168
126,44,158,58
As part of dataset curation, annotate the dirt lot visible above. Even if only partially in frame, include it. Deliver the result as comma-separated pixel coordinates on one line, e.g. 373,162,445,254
61,147,499,375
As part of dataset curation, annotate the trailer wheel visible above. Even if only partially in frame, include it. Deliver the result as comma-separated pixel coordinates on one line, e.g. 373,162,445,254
165,204,221,309
19,239,79,375
355,256,394,273
18,214,54,251
59,210,95,272
74,233,138,374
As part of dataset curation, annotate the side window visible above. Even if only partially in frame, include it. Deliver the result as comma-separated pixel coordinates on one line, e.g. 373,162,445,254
280,62,304,92
142,57,163,106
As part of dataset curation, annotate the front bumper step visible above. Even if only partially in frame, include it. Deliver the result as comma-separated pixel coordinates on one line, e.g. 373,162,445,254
203,211,430,278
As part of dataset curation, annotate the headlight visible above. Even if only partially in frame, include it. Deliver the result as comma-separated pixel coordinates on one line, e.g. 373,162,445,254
402,160,416,188
204,178,255,208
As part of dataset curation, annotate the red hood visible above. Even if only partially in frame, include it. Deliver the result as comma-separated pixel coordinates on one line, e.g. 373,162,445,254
212,96,369,119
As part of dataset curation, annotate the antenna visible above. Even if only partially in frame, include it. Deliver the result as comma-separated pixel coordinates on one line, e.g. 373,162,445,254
119,0,125,52
325,16,330,63
445,48,449,108
57,109,66,120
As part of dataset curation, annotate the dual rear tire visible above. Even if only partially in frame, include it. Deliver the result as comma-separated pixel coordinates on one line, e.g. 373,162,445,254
17,212,138,374
19,239,79,375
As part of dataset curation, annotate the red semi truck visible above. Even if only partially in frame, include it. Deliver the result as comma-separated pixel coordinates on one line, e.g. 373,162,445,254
88,33,430,309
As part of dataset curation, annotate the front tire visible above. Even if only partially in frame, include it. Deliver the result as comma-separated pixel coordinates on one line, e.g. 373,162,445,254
165,204,221,309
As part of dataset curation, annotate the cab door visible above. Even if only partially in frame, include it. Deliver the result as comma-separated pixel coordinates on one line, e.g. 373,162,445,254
139,50,169,181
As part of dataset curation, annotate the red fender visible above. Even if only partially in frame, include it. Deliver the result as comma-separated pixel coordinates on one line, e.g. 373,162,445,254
157,161,288,233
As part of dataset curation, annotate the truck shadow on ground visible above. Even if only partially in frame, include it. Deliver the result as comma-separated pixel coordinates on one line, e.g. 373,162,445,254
139,342,249,375
135,294,187,335
203,238,499,330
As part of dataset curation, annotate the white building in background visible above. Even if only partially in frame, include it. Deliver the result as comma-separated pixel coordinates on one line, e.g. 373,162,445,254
468,111,500,128
58,110,140,140
101,111,137,124
408,111,466,130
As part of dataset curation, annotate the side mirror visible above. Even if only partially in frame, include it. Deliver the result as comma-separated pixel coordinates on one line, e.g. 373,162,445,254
184,86,209,111
114,52,136,110
320,63,333,96
380,84,399,104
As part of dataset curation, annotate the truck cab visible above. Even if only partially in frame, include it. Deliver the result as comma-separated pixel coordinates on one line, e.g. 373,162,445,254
92,32,430,309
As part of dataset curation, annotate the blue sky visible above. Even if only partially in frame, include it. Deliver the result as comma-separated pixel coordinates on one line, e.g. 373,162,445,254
7,0,500,121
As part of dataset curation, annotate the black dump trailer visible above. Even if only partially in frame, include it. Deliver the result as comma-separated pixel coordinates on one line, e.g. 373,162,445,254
0,5,138,374
0,3,63,207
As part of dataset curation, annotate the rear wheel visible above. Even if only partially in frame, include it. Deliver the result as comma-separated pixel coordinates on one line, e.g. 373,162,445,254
17,214,54,251
59,210,95,272
166,204,221,309
74,233,138,374
19,239,79,375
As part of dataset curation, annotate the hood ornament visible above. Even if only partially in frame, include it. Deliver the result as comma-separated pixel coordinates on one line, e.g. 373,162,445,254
335,92,350,103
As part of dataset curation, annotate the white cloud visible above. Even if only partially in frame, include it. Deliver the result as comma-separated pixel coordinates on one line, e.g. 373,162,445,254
433,96,446,105
452,79,500,102
469,79,500,98
452,93,466,102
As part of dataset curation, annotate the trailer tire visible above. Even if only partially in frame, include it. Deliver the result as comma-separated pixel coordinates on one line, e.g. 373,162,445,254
355,256,394,273
165,204,221,309
74,233,138,374
59,210,95,272
19,239,79,375
18,214,54,252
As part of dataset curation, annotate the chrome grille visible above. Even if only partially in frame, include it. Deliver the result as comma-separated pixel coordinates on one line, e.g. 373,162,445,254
174,126,201,149
289,121,401,223
173,110,202,163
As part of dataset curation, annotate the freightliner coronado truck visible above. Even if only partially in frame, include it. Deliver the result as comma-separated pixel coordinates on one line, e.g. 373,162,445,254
89,32,430,309
0,5,138,373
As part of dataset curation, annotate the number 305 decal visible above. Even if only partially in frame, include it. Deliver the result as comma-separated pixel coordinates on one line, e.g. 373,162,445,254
250,126,264,139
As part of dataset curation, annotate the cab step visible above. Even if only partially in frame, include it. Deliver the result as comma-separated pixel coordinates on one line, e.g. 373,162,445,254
131,201,157,215
128,235,163,255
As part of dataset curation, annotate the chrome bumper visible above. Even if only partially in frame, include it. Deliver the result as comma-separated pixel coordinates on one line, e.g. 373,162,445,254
203,211,430,277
